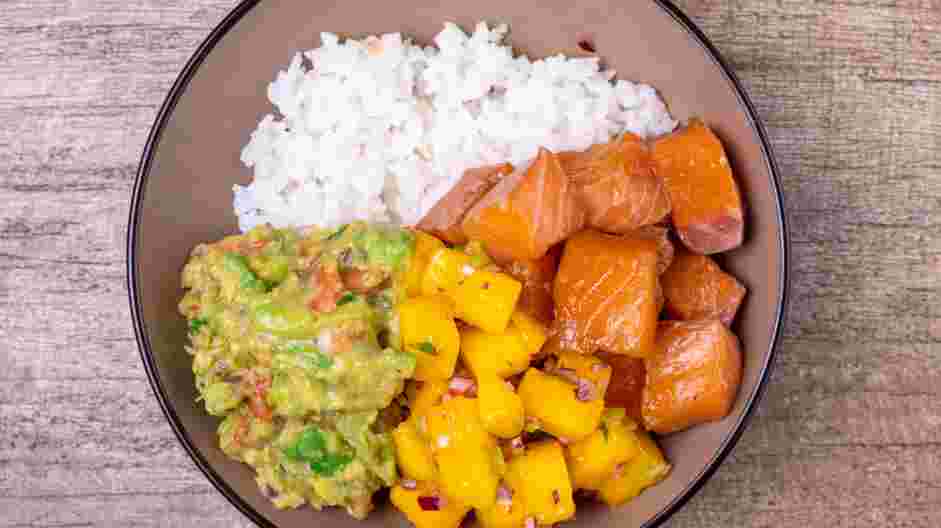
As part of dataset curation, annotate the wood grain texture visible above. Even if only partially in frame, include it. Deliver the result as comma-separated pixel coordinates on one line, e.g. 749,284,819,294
1,1,938,527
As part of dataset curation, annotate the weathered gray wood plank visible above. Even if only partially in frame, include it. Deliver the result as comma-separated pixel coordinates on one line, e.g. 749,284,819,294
1,0,939,526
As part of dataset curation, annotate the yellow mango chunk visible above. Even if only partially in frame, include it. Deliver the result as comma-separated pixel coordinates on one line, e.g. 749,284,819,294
511,310,548,358
407,379,449,424
565,410,640,490
477,376,525,439
506,441,575,525
392,419,437,481
405,231,447,297
421,248,475,297
476,479,526,528
427,397,501,510
461,327,530,379
555,350,612,401
399,296,460,381
453,270,522,333
518,368,604,441
598,429,671,506
391,480,470,528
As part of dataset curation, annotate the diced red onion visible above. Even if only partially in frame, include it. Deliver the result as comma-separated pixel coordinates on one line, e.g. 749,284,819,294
510,436,524,450
417,495,441,511
496,485,513,507
575,378,597,402
448,376,476,396
258,482,276,499
525,516,537,528
557,436,570,446
400,479,417,490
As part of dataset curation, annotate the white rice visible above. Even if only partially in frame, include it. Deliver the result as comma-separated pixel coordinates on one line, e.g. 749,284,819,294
235,22,676,232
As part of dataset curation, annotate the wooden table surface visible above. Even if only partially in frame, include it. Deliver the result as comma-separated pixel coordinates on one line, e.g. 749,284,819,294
2,1,939,527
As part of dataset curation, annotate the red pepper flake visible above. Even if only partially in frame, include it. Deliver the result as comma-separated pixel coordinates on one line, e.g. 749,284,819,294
481,282,491,290
552,489,561,505
577,39,596,53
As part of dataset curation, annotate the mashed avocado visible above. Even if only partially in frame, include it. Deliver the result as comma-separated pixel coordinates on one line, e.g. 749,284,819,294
178,222,416,518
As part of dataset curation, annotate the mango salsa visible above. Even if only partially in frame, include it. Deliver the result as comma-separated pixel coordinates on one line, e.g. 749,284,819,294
392,419,437,481
565,410,640,490
460,326,530,379
506,441,575,525
477,376,525,439
452,270,522,333
426,397,502,510
406,231,447,297
421,247,475,297
598,429,671,506
391,480,470,528
398,296,461,381
518,367,604,441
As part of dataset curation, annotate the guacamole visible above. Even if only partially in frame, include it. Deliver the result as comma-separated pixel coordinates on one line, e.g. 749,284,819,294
178,222,416,518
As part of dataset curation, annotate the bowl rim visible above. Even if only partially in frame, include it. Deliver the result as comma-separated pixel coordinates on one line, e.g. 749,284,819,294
126,1,790,526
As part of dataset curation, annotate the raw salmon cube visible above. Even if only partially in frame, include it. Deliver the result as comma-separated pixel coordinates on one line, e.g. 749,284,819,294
651,120,744,255
564,133,670,233
462,148,585,263
553,230,660,358
661,251,746,325
417,163,514,245
598,352,647,424
641,320,743,434
504,244,563,324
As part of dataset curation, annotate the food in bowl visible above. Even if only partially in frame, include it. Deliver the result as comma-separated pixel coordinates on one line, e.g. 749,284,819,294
176,21,750,528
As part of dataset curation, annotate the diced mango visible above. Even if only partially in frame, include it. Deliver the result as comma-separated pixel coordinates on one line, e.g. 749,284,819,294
477,376,525,439
399,296,461,381
553,229,660,358
476,480,527,528
642,320,743,434
555,350,612,401
392,419,437,481
460,327,530,379
517,368,604,441
565,410,640,490
391,480,470,528
598,429,670,506
408,379,449,425
405,231,447,297
421,248,475,297
651,119,745,255
427,397,501,510
453,271,522,333
505,441,575,525
511,311,548,359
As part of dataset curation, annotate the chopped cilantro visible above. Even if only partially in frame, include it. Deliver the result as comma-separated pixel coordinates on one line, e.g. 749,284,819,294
326,224,348,241
415,341,437,356
282,427,351,477
189,317,209,334
337,292,357,306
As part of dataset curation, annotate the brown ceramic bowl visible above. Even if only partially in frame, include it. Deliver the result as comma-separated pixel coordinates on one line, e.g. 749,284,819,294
127,1,788,527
